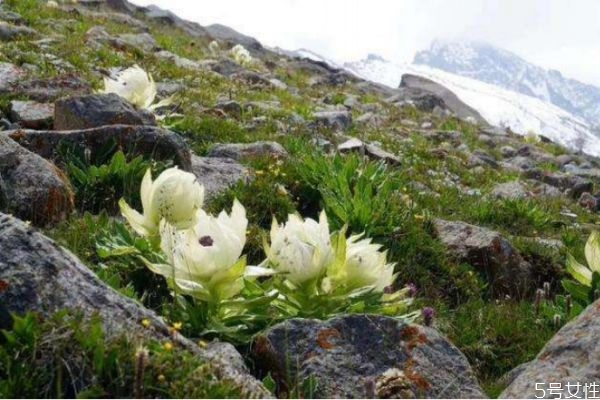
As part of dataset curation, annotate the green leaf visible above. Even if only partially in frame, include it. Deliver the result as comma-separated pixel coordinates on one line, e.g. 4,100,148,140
585,230,600,273
566,254,592,286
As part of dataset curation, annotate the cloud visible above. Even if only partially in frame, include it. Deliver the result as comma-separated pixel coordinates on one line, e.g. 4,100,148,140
130,0,600,86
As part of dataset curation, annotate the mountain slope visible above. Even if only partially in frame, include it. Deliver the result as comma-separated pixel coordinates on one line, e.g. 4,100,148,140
343,55,600,156
414,40,600,126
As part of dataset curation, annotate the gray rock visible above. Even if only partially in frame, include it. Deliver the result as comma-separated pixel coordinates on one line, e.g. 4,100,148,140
399,74,487,124
503,156,535,171
244,100,281,113
210,58,244,77
0,62,25,91
0,9,24,24
54,93,156,130
490,181,529,200
253,315,485,399
500,145,517,158
578,192,599,211
205,23,263,50
114,32,158,52
313,110,352,131
215,99,242,118
7,125,191,171
0,135,73,226
7,74,92,102
156,81,185,97
10,100,54,129
207,141,288,161
433,219,532,296
0,212,271,398
0,22,37,41
500,300,600,399
523,169,592,198
154,50,201,70
191,155,249,201
338,138,401,165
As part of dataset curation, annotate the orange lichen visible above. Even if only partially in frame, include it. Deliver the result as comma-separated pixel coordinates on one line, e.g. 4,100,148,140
400,326,428,351
0,279,8,292
316,328,341,349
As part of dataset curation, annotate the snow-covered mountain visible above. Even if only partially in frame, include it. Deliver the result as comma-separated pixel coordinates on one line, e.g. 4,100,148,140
343,55,600,156
414,40,600,127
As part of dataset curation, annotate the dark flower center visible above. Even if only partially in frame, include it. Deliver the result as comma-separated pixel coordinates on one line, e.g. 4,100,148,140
199,235,214,247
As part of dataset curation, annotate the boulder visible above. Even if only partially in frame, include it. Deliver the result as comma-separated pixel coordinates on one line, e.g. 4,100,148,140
523,169,592,199
54,93,156,130
155,50,202,70
191,155,249,201
7,74,92,102
114,32,159,52
501,300,600,399
313,110,352,132
0,212,270,398
433,219,532,296
0,135,73,226
10,100,54,129
8,125,191,171
206,141,288,161
399,74,487,124
253,315,485,398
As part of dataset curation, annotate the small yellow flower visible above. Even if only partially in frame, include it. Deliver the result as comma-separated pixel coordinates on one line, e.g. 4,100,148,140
414,214,425,222
163,341,173,351
255,170,265,176
158,374,166,383
197,340,208,348
172,322,183,331
141,319,151,328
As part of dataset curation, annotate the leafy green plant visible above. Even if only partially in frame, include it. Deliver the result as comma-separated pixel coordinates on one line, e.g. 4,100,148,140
59,141,170,214
563,230,600,306
295,153,408,237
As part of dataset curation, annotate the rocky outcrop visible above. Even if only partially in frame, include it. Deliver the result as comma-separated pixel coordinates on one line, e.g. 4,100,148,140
338,138,401,165
0,135,73,226
54,93,156,130
433,219,532,296
7,125,192,171
253,315,485,398
399,74,487,124
0,212,270,398
501,300,600,399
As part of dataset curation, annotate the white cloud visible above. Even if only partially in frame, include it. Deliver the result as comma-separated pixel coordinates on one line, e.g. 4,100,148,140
130,0,600,86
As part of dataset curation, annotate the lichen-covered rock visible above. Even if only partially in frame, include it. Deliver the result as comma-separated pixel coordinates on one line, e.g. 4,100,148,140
500,300,600,399
10,100,54,129
0,62,25,91
54,93,156,130
8,74,92,102
0,212,271,398
433,219,532,296
7,125,191,171
313,110,352,131
253,315,485,399
207,141,288,161
0,135,73,226
191,155,249,201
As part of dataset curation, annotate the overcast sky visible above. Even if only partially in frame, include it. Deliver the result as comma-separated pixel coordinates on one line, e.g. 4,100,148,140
130,0,600,86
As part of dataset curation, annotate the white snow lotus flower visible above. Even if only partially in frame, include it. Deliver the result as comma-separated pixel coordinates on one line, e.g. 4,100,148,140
152,200,272,301
230,44,252,66
208,40,220,57
567,230,600,286
119,167,204,238
266,211,334,286
101,65,173,111
337,234,396,292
